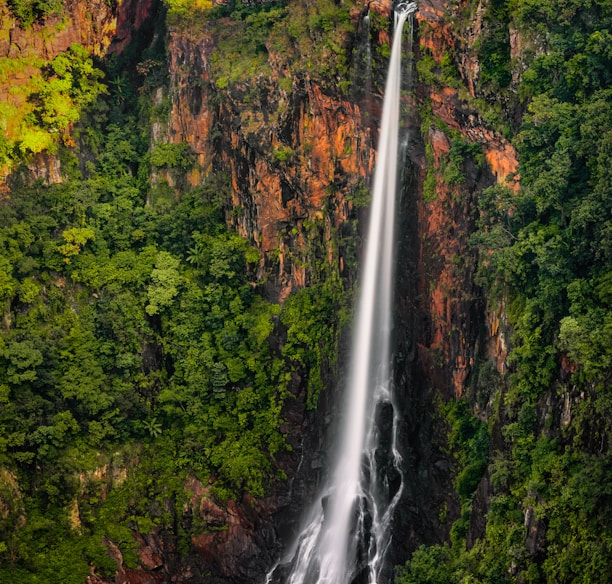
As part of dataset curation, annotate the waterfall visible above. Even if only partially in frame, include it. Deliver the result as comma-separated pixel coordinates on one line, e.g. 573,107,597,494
353,7,372,124
268,3,418,583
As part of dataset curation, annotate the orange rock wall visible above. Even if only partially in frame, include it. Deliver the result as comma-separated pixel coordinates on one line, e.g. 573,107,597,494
162,12,377,301
412,0,518,398
0,0,152,59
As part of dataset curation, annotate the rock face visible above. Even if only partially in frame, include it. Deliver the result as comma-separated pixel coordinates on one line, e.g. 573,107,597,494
155,0,520,578
161,16,376,302
0,0,153,59
411,0,518,402
157,0,518,407
380,0,520,562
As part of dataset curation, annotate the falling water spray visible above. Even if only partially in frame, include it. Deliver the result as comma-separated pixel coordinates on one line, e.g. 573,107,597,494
268,3,418,583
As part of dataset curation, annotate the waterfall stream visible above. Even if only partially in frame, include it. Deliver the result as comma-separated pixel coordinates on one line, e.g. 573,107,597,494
269,4,418,583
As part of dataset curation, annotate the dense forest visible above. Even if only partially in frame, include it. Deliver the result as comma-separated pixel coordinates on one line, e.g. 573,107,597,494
0,0,610,583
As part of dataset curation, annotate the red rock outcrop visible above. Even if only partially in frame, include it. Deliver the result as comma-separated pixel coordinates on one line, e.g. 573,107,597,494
411,0,518,399
159,4,377,301
0,0,152,59
85,475,278,584
186,478,275,580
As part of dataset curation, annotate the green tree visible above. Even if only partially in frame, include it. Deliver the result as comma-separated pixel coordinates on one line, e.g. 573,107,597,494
146,251,182,315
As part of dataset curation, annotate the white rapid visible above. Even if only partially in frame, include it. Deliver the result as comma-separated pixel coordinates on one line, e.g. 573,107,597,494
269,4,417,583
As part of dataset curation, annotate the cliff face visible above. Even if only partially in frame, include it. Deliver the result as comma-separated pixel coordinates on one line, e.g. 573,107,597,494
160,0,518,388
161,9,375,302
0,0,155,58
147,0,522,578
410,0,517,403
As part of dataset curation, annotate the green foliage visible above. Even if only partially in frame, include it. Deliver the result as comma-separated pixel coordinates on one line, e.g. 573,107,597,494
145,251,182,315
415,49,462,90
420,112,484,200
7,0,63,27
163,0,214,25
281,274,344,409
443,399,489,513
274,216,352,409
511,0,612,102
444,133,484,186
346,180,371,208
57,226,95,259
149,142,195,169
206,3,287,86
0,43,106,167
38,45,106,128
416,54,439,87
204,0,355,98
475,0,512,93
396,545,455,584
272,146,294,163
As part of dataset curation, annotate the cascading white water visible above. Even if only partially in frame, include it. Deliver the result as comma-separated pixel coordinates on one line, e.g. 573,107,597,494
268,4,418,583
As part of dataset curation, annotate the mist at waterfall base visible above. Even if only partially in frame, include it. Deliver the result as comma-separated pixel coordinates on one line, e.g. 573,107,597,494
267,4,418,584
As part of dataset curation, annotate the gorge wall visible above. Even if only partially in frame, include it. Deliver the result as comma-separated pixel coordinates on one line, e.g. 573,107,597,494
110,0,521,578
